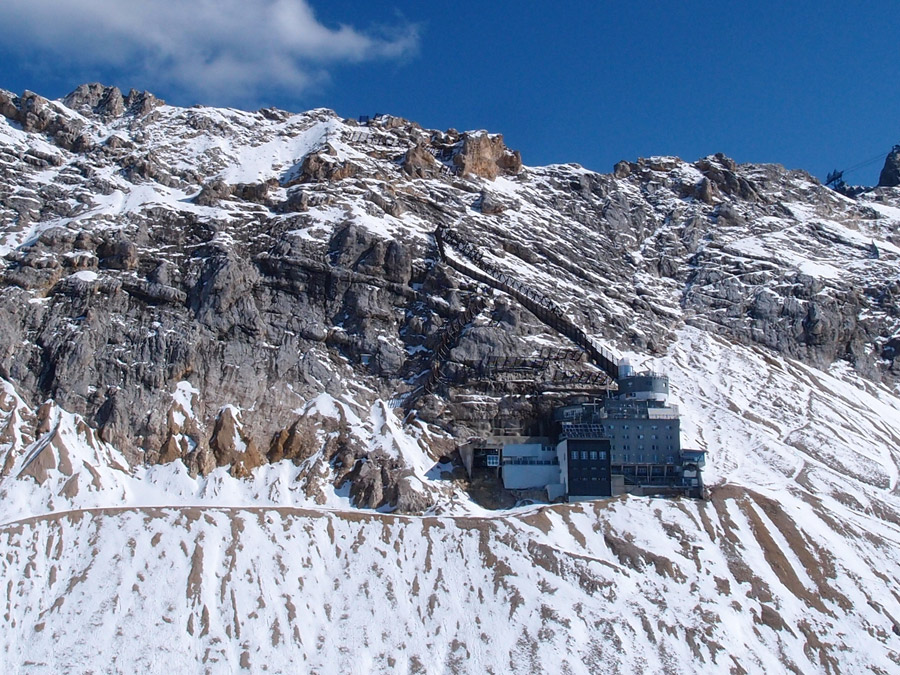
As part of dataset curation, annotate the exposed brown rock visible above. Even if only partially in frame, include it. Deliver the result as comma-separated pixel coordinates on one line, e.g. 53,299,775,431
209,406,265,477
124,88,164,116
453,132,522,180
613,160,632,178
694,154,758,201
98,237,138,271
233,180,276,203
18,407,75,484
401,143,439,178
0,90,19,121
63,83,125,118
158,435,183,464
267,419,319,464
478,190,506,215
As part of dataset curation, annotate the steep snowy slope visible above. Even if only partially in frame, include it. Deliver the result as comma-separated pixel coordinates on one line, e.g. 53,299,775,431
1,84,900,673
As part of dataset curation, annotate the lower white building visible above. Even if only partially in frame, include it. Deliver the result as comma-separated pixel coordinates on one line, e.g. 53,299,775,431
500,441,561,491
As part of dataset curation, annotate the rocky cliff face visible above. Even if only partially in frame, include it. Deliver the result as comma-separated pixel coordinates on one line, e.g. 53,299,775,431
2,84,900,673
1,85,900,505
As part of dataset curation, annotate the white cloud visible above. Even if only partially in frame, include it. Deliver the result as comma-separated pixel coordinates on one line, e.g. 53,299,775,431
0,0,419,103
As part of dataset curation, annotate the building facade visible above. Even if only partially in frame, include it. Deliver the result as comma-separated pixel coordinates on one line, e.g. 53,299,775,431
554,370,704,498
460,369,705,502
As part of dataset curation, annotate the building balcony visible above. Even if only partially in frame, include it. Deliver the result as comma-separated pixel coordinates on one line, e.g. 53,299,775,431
680,449,706,467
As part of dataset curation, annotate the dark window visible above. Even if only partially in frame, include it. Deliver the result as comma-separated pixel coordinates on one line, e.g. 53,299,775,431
566,439,612,496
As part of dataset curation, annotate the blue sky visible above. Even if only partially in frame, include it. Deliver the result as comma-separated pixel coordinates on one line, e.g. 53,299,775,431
1,1,897,184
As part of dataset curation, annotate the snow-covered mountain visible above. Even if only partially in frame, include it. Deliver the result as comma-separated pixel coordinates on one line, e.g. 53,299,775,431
1,84,899,673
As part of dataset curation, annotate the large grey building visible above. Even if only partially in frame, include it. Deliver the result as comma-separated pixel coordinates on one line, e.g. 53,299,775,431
459,366,706,501
554,367,704,498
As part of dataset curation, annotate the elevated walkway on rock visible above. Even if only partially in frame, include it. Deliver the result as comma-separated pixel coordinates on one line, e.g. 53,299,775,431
389,225,621,411
435,225,620,383
391,293,489,412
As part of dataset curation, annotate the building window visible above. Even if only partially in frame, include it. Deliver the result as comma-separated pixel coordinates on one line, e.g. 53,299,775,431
599,451,607,460
581,451,588,460
589,451,598,460
486,455,499,467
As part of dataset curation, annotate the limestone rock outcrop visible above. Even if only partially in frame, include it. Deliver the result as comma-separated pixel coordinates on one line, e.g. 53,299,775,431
453,132,522,179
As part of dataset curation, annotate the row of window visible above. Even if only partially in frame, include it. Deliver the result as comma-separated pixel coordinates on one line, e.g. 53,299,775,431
569,450,607,461
611,455,677,464
612,444,677,452
613,465,679,476
609,434,674,441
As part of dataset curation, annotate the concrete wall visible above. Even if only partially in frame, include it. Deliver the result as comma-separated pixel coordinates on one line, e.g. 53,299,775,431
546,483,566,501
459,444,474,477
502,464,561,490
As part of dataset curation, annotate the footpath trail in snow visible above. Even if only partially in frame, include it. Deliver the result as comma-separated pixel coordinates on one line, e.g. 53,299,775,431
2,486,899,675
